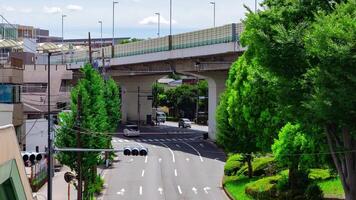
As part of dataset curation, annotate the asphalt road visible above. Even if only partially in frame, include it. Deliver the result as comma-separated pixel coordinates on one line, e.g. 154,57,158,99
100,126,227,200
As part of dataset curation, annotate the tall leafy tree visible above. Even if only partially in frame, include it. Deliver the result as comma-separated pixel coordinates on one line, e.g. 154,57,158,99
217,55,281,178
104,78,121,132
303,1,356,199
55,64,110,199
240,0,354,198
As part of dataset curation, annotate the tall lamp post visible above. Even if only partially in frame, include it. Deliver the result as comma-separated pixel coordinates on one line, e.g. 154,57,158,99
61,14,67,63
98,20,103,48
112,1,118,46
155,13,160,37
210,2,216,27
169,0,172,35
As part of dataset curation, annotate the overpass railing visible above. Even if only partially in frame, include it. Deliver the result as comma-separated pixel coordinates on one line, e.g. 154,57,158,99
41,23,244,64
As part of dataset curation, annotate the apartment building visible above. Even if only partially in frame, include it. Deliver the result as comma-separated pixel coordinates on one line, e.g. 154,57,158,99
0,57,25,149
22,64,73,120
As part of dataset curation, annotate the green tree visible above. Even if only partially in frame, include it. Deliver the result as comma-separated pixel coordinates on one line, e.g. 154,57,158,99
55,64,110,199
104,78,121,132
152,82,165,108
240,0,354,198
303,1,356,199
272,123,315,198
217,55,281,178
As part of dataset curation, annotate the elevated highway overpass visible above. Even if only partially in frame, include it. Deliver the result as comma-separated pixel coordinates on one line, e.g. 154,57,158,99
46,23,245,140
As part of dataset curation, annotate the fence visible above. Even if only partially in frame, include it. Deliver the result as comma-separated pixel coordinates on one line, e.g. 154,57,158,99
49,23,244,65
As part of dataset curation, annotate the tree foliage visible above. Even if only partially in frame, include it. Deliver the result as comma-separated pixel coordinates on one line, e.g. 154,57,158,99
217,55,282,177
55,64,121,199
225,0,355,198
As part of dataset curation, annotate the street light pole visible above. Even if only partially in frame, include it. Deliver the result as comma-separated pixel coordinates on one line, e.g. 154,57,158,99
210,2,216,27
61,14,67,63
98,21,103,48
255,0,257,13
47,52,52,200
155,13,160,37
169,0,172,35
112,1,118,46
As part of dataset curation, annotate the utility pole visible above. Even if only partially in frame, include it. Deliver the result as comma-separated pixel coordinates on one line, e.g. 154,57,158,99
47,52,53,200
169,0,172,35
88,32,92,65
137,86,141,130
61,14,67,64
195,77,199,123
76,94,83,200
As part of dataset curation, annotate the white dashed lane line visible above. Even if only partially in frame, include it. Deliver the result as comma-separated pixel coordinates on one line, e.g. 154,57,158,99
141,169,145,177
183,142,204,162
160,142,175,163
177,185,182,194
174,169,178,177
139,186,143,195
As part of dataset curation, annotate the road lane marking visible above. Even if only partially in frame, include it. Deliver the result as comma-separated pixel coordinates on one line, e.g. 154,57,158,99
160,139,165,141
118,139,123,142
139,186,143,195
141,170,145,177
154,139,159,141
192,187,198,194
204,187,211,194
124,139,129,142
148,139,153,142
183,142,204,162
129,158,134,163
158,158,162,163
158,187,163,195
136,139,141,142
117,188,125,196
199,143,204,147
113,139,117,143
176,144,181,148
174,169,178,176
145,156,148,163
172,139,177,141
186,158,190,162
177,185,182,194
160,142,175,163
166,139,172,141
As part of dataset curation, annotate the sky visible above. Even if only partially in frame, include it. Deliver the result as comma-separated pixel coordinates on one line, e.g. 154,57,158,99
0,0,261,39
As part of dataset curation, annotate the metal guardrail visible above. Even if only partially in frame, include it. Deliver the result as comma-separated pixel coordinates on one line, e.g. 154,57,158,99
38,23,244,65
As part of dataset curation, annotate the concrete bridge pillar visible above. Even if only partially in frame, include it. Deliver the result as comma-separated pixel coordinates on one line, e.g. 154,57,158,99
114,75,162,124
187,71,228,140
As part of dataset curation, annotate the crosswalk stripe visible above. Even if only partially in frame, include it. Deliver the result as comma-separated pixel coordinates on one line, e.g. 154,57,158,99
142,139,147,142
124,140,129,142
166,139,171,141
136,139,141,142
160,139,165,141
118,139,123,142
154,139,159,141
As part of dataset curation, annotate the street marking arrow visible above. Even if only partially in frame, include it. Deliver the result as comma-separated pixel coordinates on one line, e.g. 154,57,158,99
204,187,211,194
158,187,163,195
117,188,125,196
192,187,198,194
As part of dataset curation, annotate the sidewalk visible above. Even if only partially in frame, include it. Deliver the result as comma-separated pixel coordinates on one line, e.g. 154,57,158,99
34,166,77,200
34,165,109,200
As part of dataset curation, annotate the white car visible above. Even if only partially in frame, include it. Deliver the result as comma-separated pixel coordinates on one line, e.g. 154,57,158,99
123,125,140,137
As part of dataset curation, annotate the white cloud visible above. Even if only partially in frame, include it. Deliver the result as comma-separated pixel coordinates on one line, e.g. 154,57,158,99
66,4,83,11
139,15,176,25
20,8,33,13
43,6,62,14
2,6,15,12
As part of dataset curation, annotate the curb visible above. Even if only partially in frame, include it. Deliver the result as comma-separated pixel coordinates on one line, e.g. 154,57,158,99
222,176,234,200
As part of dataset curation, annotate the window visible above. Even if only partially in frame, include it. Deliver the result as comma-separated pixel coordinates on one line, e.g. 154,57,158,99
0,84,21,103
59,79,72,92
0,179,17,200
22,83,47,93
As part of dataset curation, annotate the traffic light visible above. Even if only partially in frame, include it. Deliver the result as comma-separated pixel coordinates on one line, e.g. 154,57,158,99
123,147,148,156
22,152,45,166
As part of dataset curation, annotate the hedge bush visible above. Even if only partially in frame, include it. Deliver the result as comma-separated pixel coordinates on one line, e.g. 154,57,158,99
245,175,281,200
237,157,277,177
224,154,244,176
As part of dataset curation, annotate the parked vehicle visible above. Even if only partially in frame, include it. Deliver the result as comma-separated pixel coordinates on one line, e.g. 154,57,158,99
178,118,192,128
123,125,140,137
156,111,167,123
